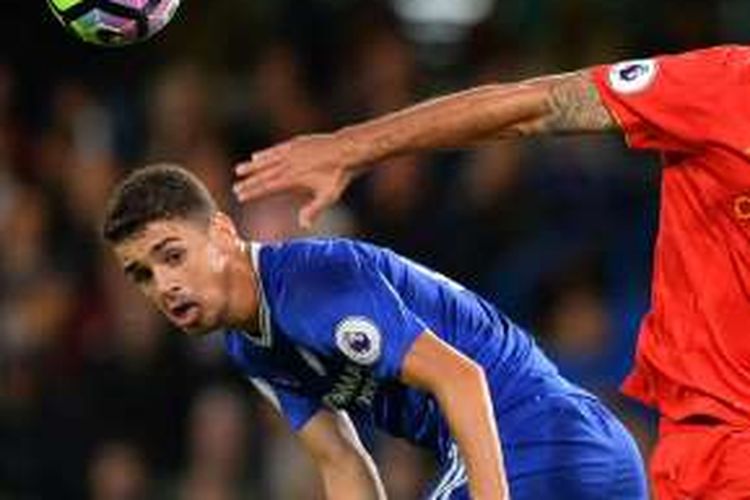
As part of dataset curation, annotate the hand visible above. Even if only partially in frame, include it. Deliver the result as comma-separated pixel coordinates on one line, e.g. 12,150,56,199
234,134,358,229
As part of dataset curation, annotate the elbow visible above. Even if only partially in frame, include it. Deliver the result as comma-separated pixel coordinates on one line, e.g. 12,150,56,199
456,357,486,381
437,357,489,399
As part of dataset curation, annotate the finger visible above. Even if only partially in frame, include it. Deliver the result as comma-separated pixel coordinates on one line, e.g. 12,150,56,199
235,146,288,176
234,161,254,176
236,163,288,192
234,159,284,185
298,193,332,229
235,156,279,177
253,143,294,164
233,174,297,203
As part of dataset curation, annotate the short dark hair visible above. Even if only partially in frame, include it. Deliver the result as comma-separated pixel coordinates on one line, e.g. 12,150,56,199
102,164,217,243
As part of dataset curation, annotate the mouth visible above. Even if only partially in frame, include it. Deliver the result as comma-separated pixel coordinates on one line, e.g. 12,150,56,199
167,300,202,329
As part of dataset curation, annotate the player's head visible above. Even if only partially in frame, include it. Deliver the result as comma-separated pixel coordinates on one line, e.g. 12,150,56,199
103,164,246,336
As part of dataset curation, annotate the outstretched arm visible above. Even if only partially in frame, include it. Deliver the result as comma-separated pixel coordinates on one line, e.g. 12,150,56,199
337,70,615,149
233,70,616,226
298,408,387,500
401,329,509,499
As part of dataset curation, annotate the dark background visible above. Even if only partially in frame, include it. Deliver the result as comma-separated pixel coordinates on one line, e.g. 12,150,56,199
1,1,748,498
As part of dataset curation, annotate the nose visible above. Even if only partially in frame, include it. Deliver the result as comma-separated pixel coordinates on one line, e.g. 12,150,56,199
154,266,182,300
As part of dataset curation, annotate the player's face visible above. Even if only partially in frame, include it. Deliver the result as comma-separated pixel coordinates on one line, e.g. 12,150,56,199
113,217,234,336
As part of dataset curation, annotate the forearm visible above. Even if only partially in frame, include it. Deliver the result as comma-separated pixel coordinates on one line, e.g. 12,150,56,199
318,452,386,500
338,82,547,164
231,70,618,220
435,362,509,499
301,410,387,500
336,70,615,168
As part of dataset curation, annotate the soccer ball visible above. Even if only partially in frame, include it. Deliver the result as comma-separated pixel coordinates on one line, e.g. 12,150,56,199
47,0,181,46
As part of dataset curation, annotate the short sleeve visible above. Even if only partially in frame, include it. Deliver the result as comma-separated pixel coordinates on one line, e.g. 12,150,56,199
274,244,428,381
224,331,322,431
250,377,321,431
591,45,748,152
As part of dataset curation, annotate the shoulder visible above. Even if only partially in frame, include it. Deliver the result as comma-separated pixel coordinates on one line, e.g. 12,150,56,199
261,237,382,281
653,45,750,79
596,44,750,89
707,45,750,81
262,239,395,331
257,238,373,321
680,44,750,64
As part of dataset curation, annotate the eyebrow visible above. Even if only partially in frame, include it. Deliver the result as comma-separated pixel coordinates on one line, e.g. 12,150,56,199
122,236,180,277
150,236,179,257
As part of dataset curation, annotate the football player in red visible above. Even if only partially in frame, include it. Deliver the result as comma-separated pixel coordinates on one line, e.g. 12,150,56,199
233,45,750,499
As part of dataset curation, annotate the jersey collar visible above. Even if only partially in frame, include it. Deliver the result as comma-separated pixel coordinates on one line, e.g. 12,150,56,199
241,241,273,348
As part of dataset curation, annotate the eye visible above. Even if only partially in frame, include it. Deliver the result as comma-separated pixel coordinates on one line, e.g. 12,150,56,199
132,267,153,285
164,247,185,266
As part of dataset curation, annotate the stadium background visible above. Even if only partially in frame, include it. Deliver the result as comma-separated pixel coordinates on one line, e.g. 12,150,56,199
1,0,747,498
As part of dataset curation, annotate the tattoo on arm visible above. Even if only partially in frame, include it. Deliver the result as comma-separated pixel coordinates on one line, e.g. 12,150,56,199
542,72,616,133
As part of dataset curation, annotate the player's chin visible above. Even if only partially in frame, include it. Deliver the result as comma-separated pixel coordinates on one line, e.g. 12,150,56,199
173,313,218,337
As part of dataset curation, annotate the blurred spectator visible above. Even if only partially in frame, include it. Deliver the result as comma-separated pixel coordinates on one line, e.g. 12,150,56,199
171,386,254,500
0,181,77,370
81,267,195,474
88,440,152,500
252,42,325,140
148,64,216,160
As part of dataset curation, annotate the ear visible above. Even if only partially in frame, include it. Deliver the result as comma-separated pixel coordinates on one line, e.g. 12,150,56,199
208,211,239,245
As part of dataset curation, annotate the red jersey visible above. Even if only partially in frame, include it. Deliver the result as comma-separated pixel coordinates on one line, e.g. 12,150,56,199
592,46,750,425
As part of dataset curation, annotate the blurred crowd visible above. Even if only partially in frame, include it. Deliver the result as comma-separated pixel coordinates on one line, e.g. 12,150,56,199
1,0,748,499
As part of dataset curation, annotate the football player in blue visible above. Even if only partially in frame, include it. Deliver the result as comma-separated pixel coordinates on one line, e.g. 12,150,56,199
102,164,646,499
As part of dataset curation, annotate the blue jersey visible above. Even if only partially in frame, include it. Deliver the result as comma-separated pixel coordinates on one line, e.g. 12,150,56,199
224,238,582,453
224,238,648,499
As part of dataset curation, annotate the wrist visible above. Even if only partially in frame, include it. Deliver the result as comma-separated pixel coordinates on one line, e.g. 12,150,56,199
334,123,394,169
471,479,509,500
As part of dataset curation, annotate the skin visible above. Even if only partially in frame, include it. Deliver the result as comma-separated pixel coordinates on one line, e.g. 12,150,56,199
298,409,387,500
113,213,260,337
110,212,509,499
233,70,617,228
